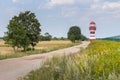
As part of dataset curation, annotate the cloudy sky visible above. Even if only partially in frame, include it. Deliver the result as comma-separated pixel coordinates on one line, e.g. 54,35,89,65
0,0,120,38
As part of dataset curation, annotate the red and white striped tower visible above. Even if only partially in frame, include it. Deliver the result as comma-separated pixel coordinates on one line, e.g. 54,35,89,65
89,21,96,41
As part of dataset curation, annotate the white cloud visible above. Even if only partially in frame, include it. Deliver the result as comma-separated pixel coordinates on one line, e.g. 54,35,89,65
81,0,120,24
46,0,75,8
91,1,120,15
102,2,120,10
61,7,79,17
12,0,20,3
38,0,97,9
12,0,33,3
45,0,94,8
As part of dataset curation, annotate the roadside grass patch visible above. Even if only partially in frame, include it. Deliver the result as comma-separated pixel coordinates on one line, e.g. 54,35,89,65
19,40,120,80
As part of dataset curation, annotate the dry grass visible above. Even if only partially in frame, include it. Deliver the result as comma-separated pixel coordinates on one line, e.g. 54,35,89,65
35,40,72,49
0,40,75,55
0,40,14,55
0,40,4,45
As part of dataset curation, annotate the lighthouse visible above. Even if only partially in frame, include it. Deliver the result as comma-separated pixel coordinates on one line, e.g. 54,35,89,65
89,21,96,41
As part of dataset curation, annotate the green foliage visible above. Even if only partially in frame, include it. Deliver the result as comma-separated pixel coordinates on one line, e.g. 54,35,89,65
67,26,81,42
52,37,67,40
52,37,59,40
39,35,45,41
82,40,120,79
81,34,88,41
59,37,67,40
101,35,120,42
20,40,120,80
0,37,3,39
44,32,52,41
69,34,75,43
102,38,120,42
4,11,41,51
39,32,52,41
19,56,80,80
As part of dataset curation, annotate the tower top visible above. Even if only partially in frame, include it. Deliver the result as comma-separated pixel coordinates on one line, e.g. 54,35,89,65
90,21,96,25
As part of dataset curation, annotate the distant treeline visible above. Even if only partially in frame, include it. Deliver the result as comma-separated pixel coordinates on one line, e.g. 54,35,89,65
0,34,87,41
97,37,120,42
39,32,88,41
102,38,120,42
0,37,3,39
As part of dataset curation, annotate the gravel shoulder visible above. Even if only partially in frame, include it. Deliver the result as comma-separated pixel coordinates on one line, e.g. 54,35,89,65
0,41,90,80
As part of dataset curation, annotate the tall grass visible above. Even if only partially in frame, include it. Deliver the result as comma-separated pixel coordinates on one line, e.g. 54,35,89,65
19,55,81,80
19,40,120,80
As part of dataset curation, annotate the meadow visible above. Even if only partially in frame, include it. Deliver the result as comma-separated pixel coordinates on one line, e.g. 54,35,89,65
19,40,120,80
0,40,79,60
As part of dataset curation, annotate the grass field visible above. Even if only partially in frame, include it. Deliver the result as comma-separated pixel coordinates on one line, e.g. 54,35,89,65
19,40,120,80
0,40,79,60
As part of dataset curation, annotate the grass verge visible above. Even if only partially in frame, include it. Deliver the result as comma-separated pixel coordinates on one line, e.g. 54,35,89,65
19,40,120,80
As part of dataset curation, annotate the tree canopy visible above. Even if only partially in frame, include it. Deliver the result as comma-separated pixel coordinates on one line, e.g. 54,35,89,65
81,34,88,41
67,26,81,42
4,11,41,51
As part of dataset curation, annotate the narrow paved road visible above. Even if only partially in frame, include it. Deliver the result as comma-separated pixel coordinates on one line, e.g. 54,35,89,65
0,41,90,80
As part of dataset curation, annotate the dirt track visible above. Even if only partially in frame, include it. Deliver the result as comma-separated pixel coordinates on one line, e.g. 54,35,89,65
0,41,90,80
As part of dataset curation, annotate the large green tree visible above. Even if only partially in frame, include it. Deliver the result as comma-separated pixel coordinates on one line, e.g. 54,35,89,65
67,26,81,42
4,11,41,51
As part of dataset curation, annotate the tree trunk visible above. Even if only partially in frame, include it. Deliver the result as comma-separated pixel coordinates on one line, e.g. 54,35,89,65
12,46,17,53
23,46,26,52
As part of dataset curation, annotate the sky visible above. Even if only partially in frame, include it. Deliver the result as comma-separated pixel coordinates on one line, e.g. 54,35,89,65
0,0,120,38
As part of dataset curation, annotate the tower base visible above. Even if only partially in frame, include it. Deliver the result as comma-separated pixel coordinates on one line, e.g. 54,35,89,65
89,37,96,41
